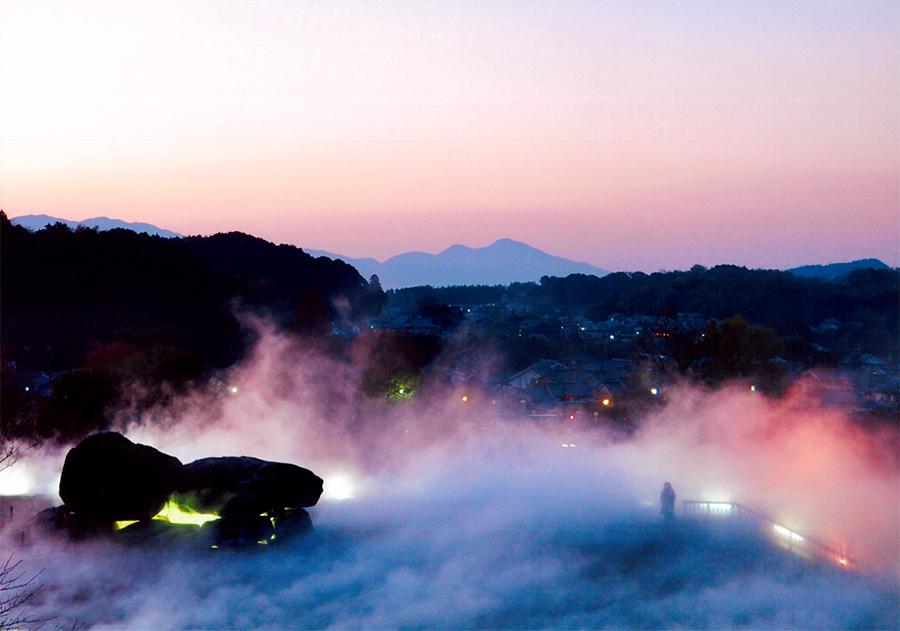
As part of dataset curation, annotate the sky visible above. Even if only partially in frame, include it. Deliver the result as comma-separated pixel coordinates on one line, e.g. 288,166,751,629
1,0,897,271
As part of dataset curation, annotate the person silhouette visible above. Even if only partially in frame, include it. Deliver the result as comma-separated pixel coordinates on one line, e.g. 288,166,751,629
660,482,676,522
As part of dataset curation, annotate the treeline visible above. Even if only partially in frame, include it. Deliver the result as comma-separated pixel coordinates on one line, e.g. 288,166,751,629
388,265,899,359
1,211,382,372
0,211,387,440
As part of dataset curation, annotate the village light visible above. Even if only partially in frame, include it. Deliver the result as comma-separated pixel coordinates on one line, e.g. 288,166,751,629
750,384,757,392
461,394,469,403
602,398,611,407
229,385,239,394
650,387,659,396
609,334,615,340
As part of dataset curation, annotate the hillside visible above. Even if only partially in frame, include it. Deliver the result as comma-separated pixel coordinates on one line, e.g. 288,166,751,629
787,259,890,280
0,212,377,373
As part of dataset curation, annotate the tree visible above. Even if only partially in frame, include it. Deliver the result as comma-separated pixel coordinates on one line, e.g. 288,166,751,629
666,328,702,374
0,443,19,474
364,275,388,317
0,447,47,630
291,289,333,338
0,555,46,630
698,316,784,385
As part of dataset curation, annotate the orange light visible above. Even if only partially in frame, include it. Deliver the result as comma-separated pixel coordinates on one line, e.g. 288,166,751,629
602,398,611,407
461,395,469,403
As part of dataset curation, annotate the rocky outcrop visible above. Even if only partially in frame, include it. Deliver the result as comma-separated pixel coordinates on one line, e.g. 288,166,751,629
50,432,322,549
59,432,183,521
173,456,324,515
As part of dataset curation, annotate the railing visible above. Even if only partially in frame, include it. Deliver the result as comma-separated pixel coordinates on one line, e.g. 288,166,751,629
682,500,855,571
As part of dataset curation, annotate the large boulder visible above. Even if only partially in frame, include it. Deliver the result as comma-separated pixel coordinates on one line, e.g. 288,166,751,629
174,456,323,515
114,519,207,548
34,505,114,540
59,432,183,521
272,508,313,545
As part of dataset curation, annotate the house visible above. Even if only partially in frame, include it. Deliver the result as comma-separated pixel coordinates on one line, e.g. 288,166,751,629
507,359,566,389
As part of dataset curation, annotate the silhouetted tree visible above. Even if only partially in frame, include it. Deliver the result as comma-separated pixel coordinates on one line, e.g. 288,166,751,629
698,316,784,385
363,275,388,316
292,289,333,338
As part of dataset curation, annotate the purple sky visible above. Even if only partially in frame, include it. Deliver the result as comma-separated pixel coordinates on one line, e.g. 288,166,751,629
1,0,897,270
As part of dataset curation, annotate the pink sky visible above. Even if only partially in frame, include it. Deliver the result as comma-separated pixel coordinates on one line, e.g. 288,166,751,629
1,1,897,271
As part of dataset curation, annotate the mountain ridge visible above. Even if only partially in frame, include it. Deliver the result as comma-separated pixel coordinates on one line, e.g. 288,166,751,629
12,213,891,288
787,258,890,280
306,237,609,288
11,213,182,238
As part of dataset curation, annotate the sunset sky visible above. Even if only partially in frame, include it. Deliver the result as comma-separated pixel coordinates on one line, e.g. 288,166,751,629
1,0,897,271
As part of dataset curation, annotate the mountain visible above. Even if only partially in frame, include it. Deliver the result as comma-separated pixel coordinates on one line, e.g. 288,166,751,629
787,259,890,280
308,239,607,288
11,214,182,238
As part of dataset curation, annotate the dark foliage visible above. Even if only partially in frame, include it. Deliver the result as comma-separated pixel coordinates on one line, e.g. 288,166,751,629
389,265,898,363
387,284,506,310
357,331,444,399
1,212,377,371
0,211,383,441
182,231,369,315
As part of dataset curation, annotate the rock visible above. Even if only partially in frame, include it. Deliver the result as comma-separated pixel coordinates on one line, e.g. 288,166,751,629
272,508,313,545
174,456,323,515
114,519,207,547
59,432,183,521
212,514,274,548
34,505,113,540
220,493,266,520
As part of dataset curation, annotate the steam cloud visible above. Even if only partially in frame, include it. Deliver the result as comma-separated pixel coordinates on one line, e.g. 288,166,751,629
5,327,899,629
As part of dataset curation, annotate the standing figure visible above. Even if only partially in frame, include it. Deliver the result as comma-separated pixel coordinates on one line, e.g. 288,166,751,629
660,482,676,522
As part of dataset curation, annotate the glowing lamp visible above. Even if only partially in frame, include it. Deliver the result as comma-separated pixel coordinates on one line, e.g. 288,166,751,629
602,398,611,407
0,465,32,496
229,385,239,394
114,520,139,531
153,500,220,526
650,387,658,396
324,474,356,501
461,395,469,403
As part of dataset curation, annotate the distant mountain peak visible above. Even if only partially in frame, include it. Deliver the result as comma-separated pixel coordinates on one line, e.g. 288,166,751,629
441,243,474,255
490,237,529,247
315,237,608,288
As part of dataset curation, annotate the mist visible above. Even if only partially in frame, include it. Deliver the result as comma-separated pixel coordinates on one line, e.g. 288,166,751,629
4,327,898,629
